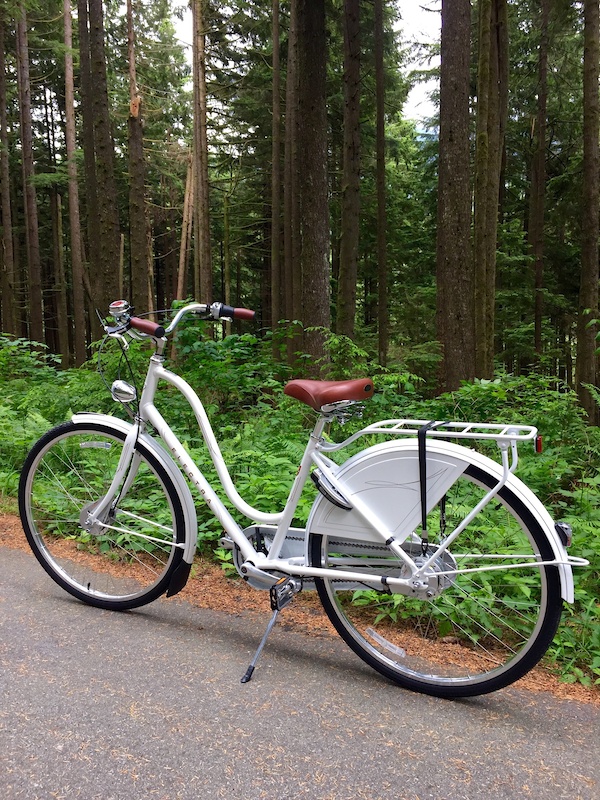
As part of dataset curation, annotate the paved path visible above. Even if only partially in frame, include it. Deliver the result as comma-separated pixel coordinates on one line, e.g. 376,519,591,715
1,547,598,800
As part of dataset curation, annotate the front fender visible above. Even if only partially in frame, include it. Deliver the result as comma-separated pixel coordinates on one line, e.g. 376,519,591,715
307,438,575,602
71,413,197,565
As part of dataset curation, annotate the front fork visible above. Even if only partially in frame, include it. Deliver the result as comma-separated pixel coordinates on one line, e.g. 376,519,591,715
80,422,142,533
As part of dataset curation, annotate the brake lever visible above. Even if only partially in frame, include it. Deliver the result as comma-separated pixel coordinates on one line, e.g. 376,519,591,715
107,331,130,350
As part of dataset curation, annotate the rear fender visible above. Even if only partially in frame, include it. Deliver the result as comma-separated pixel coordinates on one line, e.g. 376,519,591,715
307,438,574,602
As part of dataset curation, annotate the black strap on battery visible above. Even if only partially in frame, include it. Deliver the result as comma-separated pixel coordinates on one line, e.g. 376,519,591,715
418,420,449,554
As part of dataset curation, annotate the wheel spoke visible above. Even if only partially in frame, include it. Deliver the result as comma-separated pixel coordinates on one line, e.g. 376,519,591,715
312,459,562,697
20,422,186,610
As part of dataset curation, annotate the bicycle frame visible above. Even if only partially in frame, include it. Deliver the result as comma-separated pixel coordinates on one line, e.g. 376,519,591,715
80,333,586,602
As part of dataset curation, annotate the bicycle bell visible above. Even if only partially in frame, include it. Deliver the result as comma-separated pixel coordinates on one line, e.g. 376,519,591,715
109,299,131,322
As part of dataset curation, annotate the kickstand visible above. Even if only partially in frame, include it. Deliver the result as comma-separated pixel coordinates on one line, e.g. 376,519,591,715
240,576,301,684
241,607,280,684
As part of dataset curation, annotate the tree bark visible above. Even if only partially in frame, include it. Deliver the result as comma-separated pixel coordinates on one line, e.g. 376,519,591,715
0,16,17,336
88,0,120,319
271,0,282,345
577,0,600,424
176,152,195,300
283,0,302,363
297,0,330,367
64,0,87,365
127,0,152,313
78,0,120,330
50,191,71,367
528,0,549,357
16,4,44,345
436,0,474,390
374,0,388,366
337,0,361,340
473,0,508,378
192,0,212,303
77,0,100,327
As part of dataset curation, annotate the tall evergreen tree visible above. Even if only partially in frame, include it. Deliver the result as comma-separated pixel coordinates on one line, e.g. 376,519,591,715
436,0,474,389
192,0,212,302
127,0,152,312
270,0,282,338
16,2,43,344
297,0,330,365
374,0,388,366
337,0,361,339
0,14,17,337
528,0,550,357
473,0,508,378
63,0,87,364
577,0,599,424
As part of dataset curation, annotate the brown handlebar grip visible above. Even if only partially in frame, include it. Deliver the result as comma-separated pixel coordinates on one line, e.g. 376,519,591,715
129,317,166,337
232,308,256,321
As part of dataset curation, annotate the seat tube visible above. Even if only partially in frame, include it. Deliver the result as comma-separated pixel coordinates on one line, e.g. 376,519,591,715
267,415,327,559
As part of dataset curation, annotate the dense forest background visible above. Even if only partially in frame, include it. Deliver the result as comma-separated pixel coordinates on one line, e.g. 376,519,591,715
0,0,599,418
1,1,600,684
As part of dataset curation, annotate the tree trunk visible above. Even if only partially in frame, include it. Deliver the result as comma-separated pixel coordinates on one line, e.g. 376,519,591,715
50,191,71,367
77,0,100,329
436,0,474,390
283,0,302,363
176,152,195,300
0,16,17,336
528,0,549,357
297,0,330,367
374,0,388,366
64,0,87,365
577,0,600,424
88,0,120,319
473,0,508,378
192,0,212,302
337,0,361,340
78,0,120,330
16,4,44,345
271,0,282,334
127,0,152,313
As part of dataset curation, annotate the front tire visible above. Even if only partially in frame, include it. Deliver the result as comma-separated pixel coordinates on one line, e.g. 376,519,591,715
310,463,563,697
19,421,186,610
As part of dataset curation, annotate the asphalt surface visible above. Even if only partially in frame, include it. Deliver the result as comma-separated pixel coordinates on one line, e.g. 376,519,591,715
1,546,598,800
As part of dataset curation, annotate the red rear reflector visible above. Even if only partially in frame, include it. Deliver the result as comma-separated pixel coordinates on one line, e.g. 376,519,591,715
535,436,543,453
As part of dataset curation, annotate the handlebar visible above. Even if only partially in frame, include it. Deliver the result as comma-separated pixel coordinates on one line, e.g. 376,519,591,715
105,300,256,340
130,317,166,337
219,305,256,321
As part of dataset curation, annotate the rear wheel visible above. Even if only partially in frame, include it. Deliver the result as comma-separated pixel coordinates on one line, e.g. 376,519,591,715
310,463,563,697
19,421,186,610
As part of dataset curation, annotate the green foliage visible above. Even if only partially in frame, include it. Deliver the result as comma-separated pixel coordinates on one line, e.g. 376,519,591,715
0,336,60,380
213,547,238,578
1,334,599,685
173,327,283,411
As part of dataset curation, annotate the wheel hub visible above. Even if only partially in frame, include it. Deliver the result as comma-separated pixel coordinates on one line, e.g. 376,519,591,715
79,500,113,536
409,550,457,598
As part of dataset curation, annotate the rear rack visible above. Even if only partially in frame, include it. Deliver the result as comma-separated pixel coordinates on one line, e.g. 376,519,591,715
318,418,537,453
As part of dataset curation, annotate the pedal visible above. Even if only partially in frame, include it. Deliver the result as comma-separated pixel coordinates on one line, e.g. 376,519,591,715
269,576,301,611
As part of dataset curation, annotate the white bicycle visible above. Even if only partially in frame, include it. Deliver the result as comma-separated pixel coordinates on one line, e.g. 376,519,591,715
18,300,588,697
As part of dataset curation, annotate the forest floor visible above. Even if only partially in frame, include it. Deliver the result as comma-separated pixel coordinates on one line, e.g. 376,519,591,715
2,511,598,707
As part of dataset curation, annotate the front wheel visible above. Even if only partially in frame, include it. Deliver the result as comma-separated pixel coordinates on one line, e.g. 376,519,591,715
19,421,186,610
310,463,563,698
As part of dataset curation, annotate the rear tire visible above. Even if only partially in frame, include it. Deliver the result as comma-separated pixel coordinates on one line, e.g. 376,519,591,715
310,462,563,697
19,421,186,610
